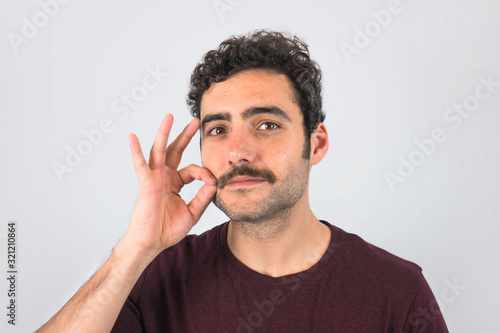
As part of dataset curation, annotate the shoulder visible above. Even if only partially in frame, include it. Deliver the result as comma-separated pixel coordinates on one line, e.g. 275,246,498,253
328,222,424,292
342,227,421,270
134,222,226,288
154,222,226,269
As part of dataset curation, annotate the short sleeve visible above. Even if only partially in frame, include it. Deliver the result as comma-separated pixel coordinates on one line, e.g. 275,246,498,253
401,273,449,333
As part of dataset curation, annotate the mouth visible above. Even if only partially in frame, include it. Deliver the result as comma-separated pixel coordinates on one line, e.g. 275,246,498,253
225,176,266,188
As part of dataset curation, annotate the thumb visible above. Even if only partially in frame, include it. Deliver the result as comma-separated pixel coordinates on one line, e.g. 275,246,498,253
187,184,217,224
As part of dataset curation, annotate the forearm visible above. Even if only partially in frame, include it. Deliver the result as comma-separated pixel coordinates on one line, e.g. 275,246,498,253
36,239,155,333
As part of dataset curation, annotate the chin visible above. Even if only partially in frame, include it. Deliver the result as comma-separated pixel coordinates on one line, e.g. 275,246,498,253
214,195,257,220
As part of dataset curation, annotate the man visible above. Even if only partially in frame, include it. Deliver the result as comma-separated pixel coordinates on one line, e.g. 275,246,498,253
37,30,448,332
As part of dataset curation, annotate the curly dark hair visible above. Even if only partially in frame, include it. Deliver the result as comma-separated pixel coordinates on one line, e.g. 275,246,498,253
186,30,325,157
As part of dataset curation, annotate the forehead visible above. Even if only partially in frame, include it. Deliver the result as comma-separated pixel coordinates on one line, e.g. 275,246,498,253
199,69,300,120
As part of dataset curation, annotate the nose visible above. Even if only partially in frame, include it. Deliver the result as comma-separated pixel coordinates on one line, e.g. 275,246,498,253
228,132,256,165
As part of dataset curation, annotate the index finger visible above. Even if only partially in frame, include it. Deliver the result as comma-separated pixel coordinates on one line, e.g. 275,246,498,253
164,117,200,169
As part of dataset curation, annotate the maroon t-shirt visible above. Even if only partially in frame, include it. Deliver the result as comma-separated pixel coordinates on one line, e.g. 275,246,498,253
112,221,448,332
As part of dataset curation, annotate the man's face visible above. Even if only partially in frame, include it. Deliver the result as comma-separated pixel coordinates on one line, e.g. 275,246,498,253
200,69,311,223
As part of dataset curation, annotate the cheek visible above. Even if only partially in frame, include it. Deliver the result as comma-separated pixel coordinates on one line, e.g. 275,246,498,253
201,145,221,174
200,149,211,168
260,147,295,173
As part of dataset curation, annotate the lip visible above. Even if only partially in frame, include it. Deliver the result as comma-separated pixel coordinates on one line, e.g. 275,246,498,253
226,176,266,188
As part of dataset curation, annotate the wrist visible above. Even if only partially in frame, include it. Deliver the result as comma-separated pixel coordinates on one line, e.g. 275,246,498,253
112,238,159,282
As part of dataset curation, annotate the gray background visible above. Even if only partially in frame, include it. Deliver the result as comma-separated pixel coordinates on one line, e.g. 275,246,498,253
1,0,499,331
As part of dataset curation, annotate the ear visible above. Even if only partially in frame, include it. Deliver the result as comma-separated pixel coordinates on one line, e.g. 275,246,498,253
310,123,329,165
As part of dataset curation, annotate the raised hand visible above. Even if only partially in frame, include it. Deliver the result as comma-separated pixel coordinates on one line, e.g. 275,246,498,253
35,114,216,333
123,114,217,259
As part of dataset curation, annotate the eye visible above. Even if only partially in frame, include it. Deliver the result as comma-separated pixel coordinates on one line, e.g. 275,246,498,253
258,122,280,130
207,127,227,136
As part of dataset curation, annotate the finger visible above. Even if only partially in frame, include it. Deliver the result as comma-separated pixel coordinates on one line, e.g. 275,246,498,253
187,183,217,224
129,133,150,182
149,114,174,170
164,118,200,169
178,164,217,186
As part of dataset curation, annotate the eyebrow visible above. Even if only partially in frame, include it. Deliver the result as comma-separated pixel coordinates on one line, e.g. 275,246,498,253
201,112,232,130
242,106,292,122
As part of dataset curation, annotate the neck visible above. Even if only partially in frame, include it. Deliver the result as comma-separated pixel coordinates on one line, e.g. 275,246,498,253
226,196,331,277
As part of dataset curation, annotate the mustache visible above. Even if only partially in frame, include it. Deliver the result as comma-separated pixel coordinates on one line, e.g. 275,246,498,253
217,166,276,189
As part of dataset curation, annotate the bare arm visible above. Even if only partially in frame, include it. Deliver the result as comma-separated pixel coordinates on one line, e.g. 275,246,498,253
36,114,217,332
